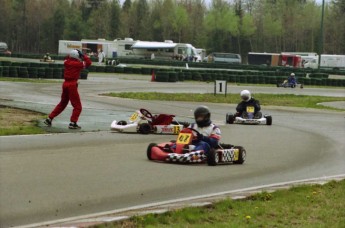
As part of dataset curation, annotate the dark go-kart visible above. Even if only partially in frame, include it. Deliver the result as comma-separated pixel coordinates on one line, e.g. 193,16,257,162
147,128,246,166
277,80,303,88
226,106,272,125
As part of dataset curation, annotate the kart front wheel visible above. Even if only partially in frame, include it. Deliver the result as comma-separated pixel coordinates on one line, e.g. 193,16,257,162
207,149,219,166
233,146,246,164
226,113,235,124
265,115,272,125
147,143,157,160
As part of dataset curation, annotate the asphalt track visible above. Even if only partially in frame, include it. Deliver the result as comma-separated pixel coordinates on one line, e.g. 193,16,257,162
0,73,344,227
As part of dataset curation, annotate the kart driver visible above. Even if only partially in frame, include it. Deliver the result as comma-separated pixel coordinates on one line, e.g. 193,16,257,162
236,90,262,119
188,106,221,156
288,73,297,85
281,72,297,87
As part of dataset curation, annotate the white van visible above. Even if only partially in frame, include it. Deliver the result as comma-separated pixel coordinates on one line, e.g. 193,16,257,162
207,52,241,64
304,54,345,70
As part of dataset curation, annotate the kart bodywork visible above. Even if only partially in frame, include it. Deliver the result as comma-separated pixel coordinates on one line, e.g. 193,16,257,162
147,128,246,166
111,108,188,134
226,106,272,125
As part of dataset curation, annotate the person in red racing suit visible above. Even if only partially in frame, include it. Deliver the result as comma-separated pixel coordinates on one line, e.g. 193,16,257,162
44,49,92,129
188,106,221,156
236,90,262,119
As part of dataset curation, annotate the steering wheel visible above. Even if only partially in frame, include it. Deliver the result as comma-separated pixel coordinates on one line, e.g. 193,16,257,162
139,108,153,119
187,128,202,139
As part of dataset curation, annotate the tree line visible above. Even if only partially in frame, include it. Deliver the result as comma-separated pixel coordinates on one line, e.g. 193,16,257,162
0,0,344,58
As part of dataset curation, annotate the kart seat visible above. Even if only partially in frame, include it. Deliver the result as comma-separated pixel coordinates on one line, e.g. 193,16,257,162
151,114,175,125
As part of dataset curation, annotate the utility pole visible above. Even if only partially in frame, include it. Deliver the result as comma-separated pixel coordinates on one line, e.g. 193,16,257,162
318,0,325,70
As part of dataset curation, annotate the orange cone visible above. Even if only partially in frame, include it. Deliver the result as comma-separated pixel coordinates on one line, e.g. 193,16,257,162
151,69,155,81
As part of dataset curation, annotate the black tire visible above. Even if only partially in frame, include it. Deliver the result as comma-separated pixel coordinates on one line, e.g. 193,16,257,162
265,115,272,125
233,146,246,164
226,113,235,124
147,143,157,160
139,123,152,134
207,149,218,166
117,120,127,125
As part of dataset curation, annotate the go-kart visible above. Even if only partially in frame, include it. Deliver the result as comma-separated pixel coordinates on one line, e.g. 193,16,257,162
277,80,303,88
147,128,246,166
110,108,189,134
226,106,272,125
39,59,55,63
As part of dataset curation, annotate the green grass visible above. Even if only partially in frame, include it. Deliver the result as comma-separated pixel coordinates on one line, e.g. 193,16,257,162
94,180,345,228
0,106,46,136
103,92,345,111
0,121,46,135
0,77,60,83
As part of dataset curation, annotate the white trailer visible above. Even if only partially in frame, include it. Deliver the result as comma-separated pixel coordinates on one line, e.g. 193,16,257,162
304,54,345,70
130,40,202,62
58,40,82,55
58,38,202,61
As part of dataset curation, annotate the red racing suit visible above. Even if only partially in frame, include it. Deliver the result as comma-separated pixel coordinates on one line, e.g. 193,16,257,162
49,55,92,122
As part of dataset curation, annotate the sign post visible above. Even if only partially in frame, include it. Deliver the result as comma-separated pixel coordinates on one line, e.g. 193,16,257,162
214,80,227,97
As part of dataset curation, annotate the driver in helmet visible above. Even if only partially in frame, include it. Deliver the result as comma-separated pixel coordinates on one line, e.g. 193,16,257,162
188,106,221,156
288,73,297,85
236,90,262,119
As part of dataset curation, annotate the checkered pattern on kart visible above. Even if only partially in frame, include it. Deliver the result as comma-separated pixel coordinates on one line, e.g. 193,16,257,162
166,151,207,163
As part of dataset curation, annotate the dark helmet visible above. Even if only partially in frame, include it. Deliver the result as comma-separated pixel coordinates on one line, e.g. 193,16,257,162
194,106,211,128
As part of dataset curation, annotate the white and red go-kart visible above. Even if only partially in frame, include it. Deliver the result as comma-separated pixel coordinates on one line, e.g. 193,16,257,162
226,106,272,125
110,108,189,134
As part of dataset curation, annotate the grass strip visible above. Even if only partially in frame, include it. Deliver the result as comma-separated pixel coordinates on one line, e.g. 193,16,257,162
0,77,59,83
95,180,345,228
0,106,46,136
104,92,345,111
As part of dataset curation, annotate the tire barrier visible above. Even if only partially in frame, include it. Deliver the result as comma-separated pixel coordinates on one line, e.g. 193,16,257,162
0,60,343,86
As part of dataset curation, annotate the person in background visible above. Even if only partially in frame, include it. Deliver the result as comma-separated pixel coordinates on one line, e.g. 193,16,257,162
98,49,105,65
44,49,92,129
43,53,51,61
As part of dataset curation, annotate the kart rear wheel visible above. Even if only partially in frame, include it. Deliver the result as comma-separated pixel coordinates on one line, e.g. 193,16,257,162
139,123,152,134
265,115,272,125
233,146,246,164
207,149,218,166
226,113,235,124
147,143,157,160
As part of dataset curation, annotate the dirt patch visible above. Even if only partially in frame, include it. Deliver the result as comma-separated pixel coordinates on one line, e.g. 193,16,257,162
0,105,44,129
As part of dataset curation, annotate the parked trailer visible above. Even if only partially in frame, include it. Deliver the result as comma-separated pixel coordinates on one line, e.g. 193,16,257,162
304,54,345,70
248,52,281,66
130,40,202,62
58,38,202,61
248,52,302,68
58,40,82,55
282,52,317,66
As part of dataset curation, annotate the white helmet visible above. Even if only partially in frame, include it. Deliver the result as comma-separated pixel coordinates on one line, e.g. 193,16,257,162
290,73,295,77
70,49,80,60
240,90,251,102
